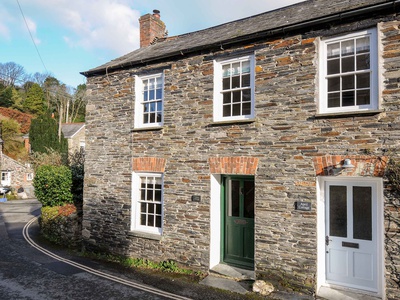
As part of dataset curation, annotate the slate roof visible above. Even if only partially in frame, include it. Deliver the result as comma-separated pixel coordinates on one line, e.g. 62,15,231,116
61,123,85,138
82,0,398,76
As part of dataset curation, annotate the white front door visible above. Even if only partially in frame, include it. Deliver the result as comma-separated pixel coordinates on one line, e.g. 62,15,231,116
325,180,379,292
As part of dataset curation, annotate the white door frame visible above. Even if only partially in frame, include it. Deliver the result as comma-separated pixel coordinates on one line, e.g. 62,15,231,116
316,176,384,297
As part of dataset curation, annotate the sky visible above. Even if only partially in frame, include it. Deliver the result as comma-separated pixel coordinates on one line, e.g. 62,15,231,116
0,0,305,89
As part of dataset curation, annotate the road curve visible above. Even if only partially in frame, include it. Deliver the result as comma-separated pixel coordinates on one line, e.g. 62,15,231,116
23,216,191,300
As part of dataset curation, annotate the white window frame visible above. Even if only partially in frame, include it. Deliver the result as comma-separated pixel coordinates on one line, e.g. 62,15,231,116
319,28,379,114
134,73,164,129
213,55,255,122
131,172,163,235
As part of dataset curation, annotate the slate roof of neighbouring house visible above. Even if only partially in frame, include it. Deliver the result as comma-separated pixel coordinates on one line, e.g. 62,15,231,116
61,123,85,139
82,0,398,77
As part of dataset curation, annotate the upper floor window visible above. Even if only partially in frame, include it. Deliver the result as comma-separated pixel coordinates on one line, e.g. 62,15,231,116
214,55,255,122
319,29,378,114
134,73,164,128
131,172,163,235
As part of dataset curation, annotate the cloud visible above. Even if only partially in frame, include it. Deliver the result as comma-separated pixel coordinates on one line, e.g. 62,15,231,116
34,0,140,56
25,17,41,44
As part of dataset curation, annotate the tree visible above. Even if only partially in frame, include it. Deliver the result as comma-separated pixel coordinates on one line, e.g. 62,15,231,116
69,84,87,122
29,113,68,156
0,62,26,87
0,86,13,107
23,83,45,115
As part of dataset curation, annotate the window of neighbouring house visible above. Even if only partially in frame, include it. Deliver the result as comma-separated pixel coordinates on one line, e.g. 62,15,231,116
1,171,11,186
213,55,255,122
134,73,164,129
319,28,378,114
27,173,34,181
131,172,163,235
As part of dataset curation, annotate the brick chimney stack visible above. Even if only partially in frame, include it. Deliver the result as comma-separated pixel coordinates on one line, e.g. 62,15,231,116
139,9,166,48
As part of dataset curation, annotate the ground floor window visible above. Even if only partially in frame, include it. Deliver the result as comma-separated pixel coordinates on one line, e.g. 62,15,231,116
131,172,163,235
1,171,11,186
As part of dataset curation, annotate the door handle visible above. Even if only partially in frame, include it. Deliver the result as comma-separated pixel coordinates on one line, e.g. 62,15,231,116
325,236,332,246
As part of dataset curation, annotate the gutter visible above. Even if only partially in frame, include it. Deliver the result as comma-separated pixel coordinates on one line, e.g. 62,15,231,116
82,0,400,77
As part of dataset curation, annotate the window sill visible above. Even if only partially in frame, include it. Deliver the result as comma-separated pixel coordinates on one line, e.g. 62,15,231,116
129,230,162,241
314,109,383,119
209,118,255,127
131,126,163,132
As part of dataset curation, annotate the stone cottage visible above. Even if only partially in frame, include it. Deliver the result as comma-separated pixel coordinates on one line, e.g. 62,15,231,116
0,139,34,197
81,1,400,298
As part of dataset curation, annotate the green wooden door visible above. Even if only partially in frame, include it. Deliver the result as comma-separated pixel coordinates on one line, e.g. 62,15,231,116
223,176,255,268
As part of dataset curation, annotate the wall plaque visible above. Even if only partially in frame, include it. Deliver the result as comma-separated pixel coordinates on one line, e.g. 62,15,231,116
295,201,311,211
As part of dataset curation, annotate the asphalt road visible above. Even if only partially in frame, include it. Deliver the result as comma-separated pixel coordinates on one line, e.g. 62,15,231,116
0,200,250,300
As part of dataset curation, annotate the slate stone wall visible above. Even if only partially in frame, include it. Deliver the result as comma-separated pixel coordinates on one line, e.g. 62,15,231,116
83,17,400,296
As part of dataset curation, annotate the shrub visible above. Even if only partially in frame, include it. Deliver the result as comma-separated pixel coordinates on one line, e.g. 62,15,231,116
33,165,73,207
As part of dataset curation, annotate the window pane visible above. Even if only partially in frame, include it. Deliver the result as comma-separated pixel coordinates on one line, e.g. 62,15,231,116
342,75,354,90
242,60,250,73
156,88,162,99
356,37,370,53
229,180,240,217
223,105,231,117
242,102,251,115
157,101,163,111
143,114,149,124
148,215,154,227
223,77,230,90
233,103,241,116
242,89,251,102
342,40,354,56
342,91,355,106
357,73,370,89
357,54,370,70
232,62,240,76
156,216,162,228
143,91,148,101
223,92,231,104
342,56,355,73
328,77,340,92
232,91,241,103
353,186,372,240
147,188,154,201
141,202,147,213
148,203,155,214
242,74,250,87
140,213,147,226
155,189,161,201
329,185,347,238
327,59,340,75
149,89,155,100
150,113,156,123
357,89,370,105
327,43,340,58
232,76,240,88
222,64,230,77
156,203,161,214
141,188,146,200
328,93,340,108
243,180,255,219
157,113,162,122
156,77,163,89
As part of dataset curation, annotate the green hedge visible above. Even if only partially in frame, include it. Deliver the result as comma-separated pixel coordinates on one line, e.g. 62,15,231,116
33,165,73,207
